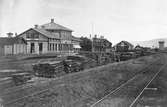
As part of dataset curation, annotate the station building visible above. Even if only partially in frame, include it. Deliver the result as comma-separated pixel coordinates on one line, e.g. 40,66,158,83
17,19,81,54
92,36,112,53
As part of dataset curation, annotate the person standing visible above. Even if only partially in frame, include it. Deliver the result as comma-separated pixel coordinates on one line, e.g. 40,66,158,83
62,60,70,73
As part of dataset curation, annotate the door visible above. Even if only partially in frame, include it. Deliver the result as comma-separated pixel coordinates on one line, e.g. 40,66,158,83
30,43,35,53
39,43,43,53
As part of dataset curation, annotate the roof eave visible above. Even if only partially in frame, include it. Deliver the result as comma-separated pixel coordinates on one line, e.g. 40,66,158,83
45,28,73,32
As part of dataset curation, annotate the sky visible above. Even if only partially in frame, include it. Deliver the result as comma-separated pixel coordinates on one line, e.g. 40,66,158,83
1,0,167,44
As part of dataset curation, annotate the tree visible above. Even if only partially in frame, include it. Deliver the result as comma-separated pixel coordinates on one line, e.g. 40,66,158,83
80,37,92,51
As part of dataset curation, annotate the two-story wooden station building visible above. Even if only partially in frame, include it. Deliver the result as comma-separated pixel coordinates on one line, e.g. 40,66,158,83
17,19,80,54
92,36,112,53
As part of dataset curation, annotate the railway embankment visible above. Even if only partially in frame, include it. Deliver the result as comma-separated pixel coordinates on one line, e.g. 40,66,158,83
3,54,160,107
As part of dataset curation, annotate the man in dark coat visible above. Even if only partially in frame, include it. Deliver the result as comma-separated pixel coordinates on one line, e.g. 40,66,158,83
62,60,70,73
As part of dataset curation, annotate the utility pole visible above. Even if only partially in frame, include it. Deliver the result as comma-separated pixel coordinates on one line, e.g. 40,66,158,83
91,22,94,52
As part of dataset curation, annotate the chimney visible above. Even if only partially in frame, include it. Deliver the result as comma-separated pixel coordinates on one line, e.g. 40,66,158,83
7,32,13,38
94,34,97,38
34,24,38,28
51,19,54,23
15,33,18,36
100,36,104,39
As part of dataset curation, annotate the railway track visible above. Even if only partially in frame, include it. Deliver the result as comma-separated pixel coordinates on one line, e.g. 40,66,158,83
129,55,167,107
129,64,166,107
0,54,162,107
90,55,166,107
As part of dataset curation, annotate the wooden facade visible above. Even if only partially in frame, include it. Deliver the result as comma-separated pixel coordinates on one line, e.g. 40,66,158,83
114,41,134,52
0,37,27,55
17,19,80,54
92,37,112,53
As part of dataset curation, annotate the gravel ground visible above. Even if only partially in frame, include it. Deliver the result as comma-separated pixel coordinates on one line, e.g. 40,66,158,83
133,54,167,107
1,54,160,107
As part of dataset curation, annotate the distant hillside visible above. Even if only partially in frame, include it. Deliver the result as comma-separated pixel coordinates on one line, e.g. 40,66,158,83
131,38,167,48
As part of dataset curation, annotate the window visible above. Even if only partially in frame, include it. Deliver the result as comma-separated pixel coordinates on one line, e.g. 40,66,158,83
34,34,39,38
26,33,39,39
59,44,61,50
50,44,52,51
53,44,54,51
26,33,30,38
30,43,35,53
55,44,57,51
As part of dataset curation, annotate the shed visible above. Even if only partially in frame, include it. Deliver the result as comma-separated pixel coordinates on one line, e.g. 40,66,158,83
0,37,27,55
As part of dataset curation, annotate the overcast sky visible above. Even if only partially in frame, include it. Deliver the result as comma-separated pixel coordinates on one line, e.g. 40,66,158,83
1,0,167,44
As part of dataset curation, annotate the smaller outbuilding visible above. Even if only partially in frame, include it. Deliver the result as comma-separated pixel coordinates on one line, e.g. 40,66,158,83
114,41,134,52
0,37,27,56
159,41,165,50
134,45,144,50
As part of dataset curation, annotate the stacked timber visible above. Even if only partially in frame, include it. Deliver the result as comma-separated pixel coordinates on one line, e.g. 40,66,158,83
33,63,56,78
32,55,98,78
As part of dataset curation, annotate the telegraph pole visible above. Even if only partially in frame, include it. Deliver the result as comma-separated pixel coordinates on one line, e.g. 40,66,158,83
91,22,94,52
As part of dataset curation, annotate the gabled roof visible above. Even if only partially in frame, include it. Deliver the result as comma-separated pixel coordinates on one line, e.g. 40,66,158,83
93,37,112,44
114,41,134,47
17,19,74,39
72,36,81,41
32,28,60,39
121,41,133,47
40,19,73,32
17,28,60,39
103,38,112,45
0,37,27,46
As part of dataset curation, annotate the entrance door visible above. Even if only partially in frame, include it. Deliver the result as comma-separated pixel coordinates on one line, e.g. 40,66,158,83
39,43,43,53
30,43,35,53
